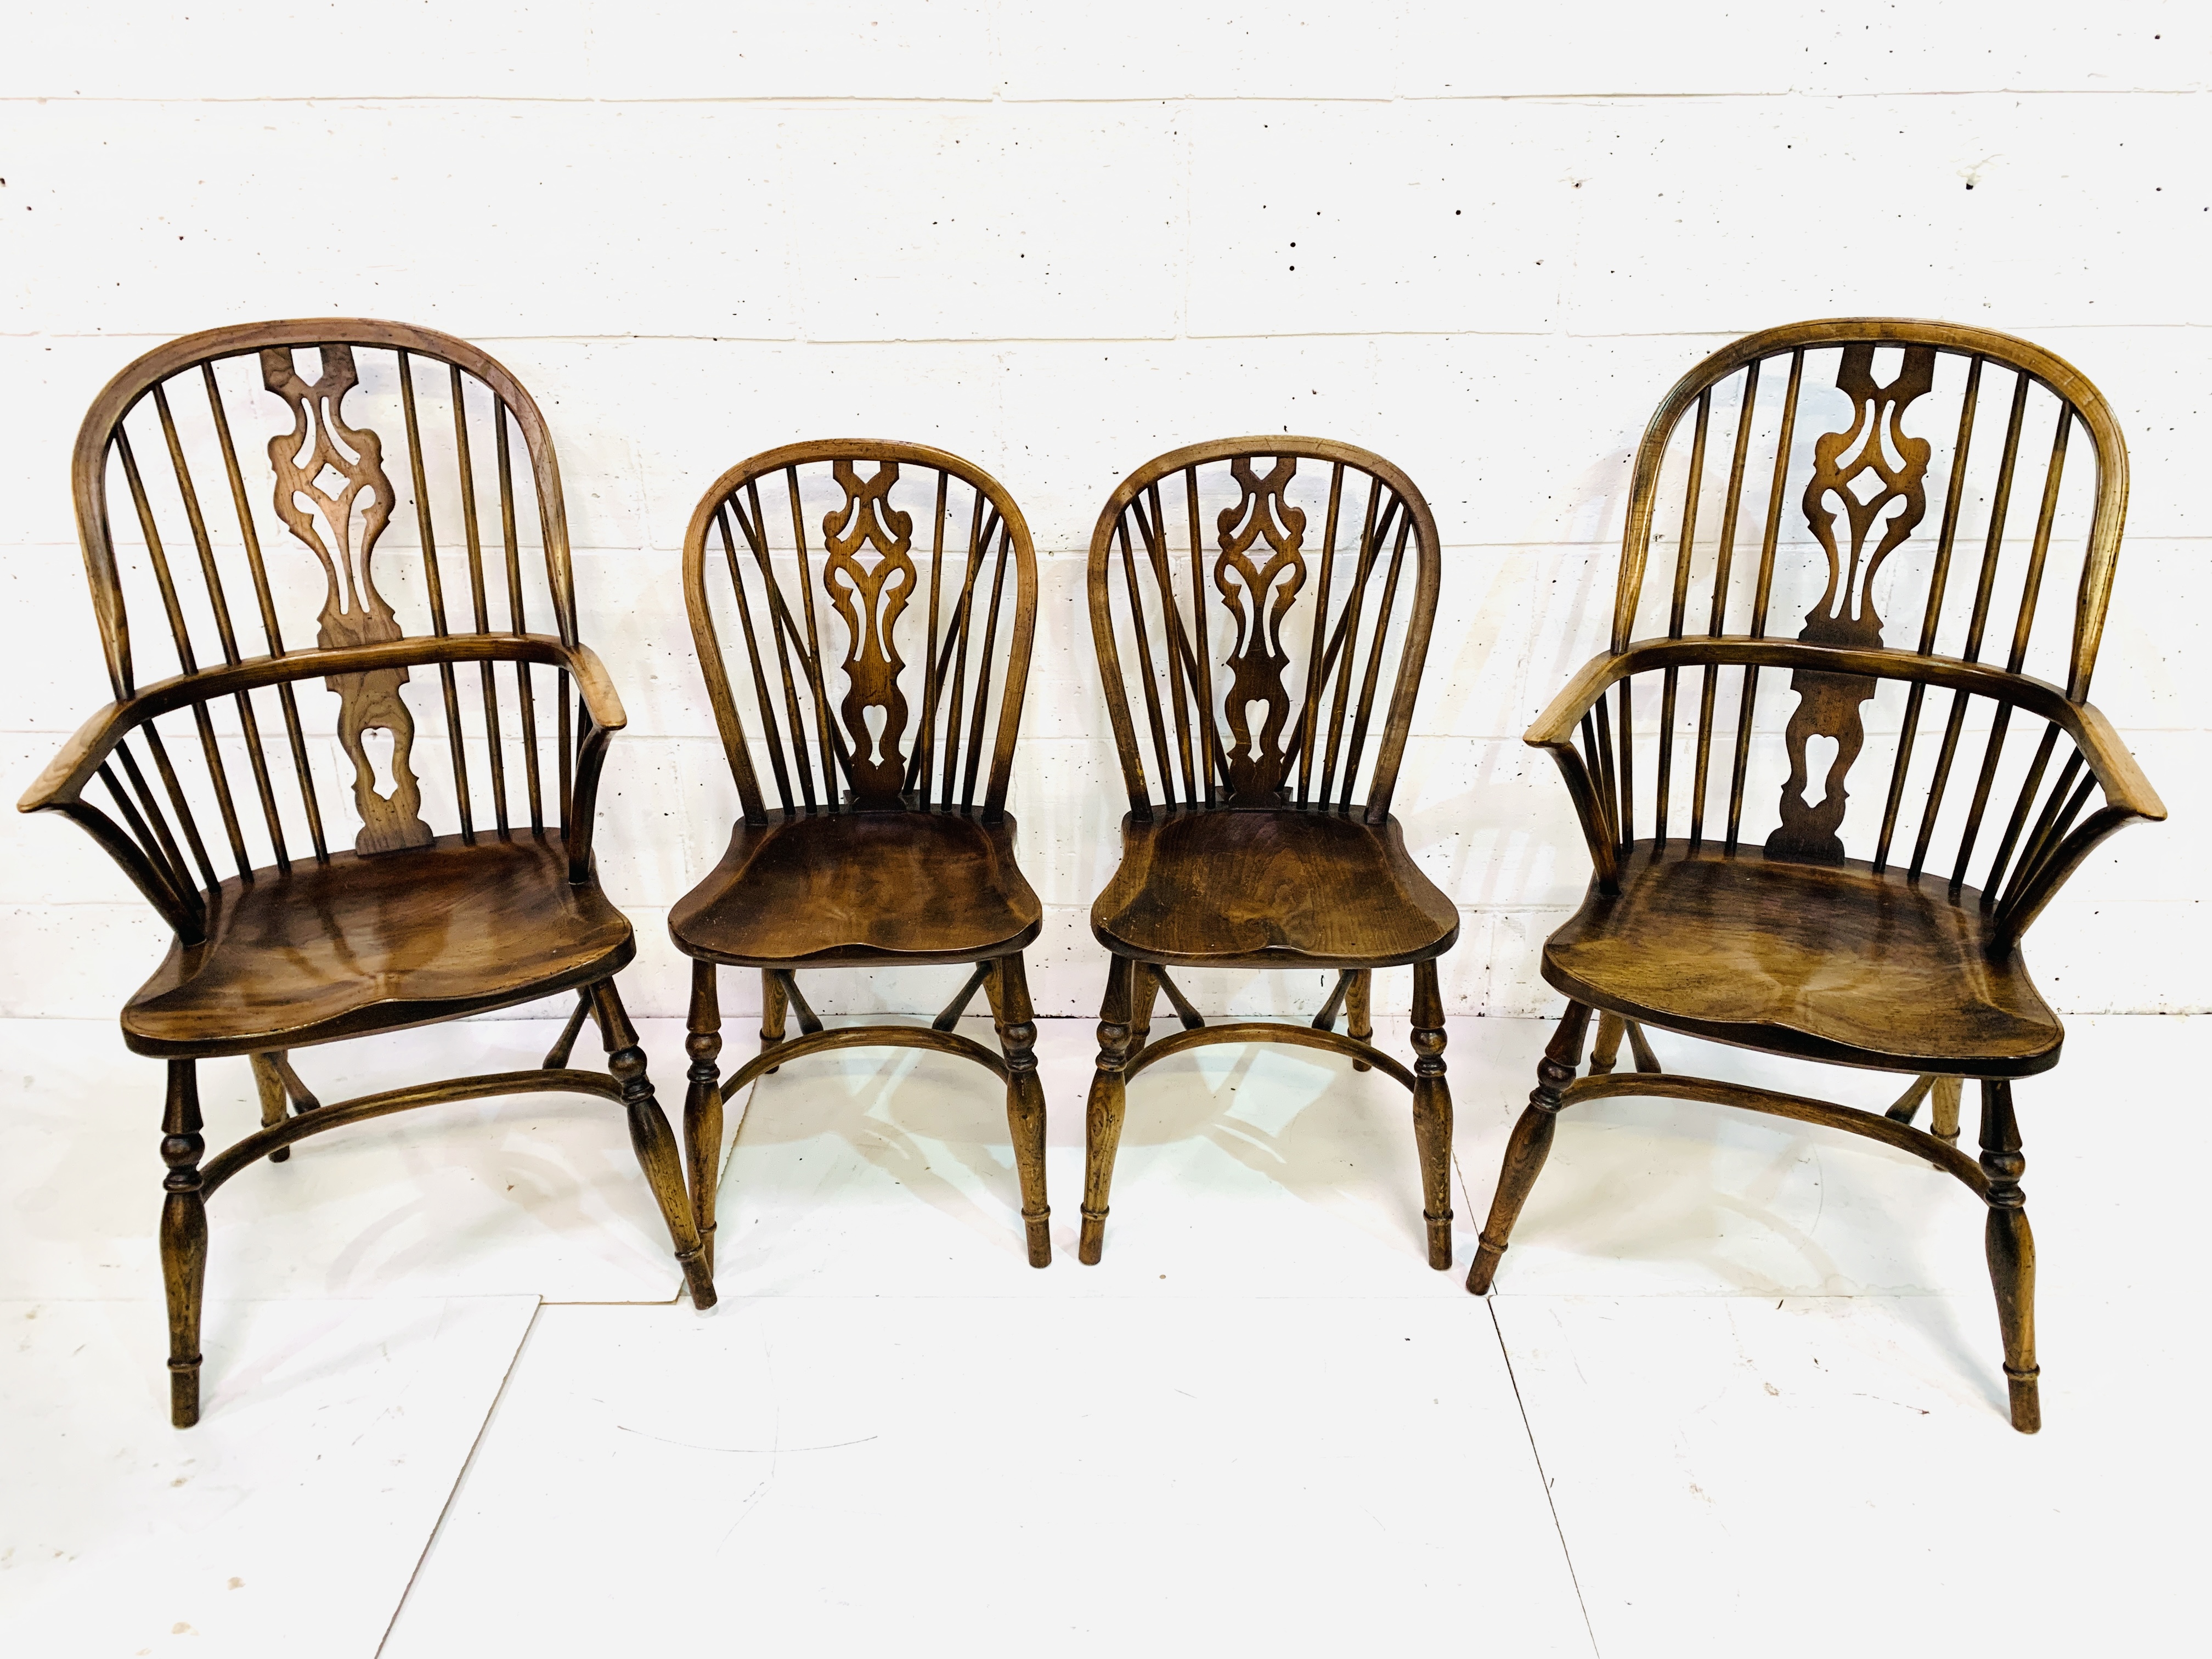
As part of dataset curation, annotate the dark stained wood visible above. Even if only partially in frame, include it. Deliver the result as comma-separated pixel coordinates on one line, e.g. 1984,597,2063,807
672,441,1052,1283
1091,805,1457,969
21,319,712,1426
1543,843,2063,1076
1081,438,1458,1269
1466,319,2163,1434
670,809,1040,966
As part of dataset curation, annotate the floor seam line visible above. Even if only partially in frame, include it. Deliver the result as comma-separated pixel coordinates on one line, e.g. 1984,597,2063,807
1489,1296,1601,1658
374,1295,543,1658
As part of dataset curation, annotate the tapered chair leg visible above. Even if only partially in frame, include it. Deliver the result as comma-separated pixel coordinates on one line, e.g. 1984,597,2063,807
589,979,717,1311
994,954,1052,1267
683,961,725,1277
1410,959,1453,1269
1347,968,1373,1071
1080,955,1136,1265
159,1059,209,1429
760,968,788,1075
250,1052,292,1164
1979,1079,2040,1432
1466,1001,1594,1295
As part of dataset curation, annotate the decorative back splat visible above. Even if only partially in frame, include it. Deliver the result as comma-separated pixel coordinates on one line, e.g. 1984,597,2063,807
261,345,432,854
820,458,917,807
1767,345,1937,862
1214,456,1307,803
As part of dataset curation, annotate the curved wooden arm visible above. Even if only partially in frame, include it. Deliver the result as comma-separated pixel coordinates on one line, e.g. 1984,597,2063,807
19,634,619,815
21,633,634,899
1526,638,2164,916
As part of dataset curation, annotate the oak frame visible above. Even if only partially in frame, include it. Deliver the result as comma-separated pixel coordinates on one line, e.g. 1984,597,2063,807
1079,437,1459,1270
1463,319,2166,1434
670,439,1053,1280
21,319,713,1427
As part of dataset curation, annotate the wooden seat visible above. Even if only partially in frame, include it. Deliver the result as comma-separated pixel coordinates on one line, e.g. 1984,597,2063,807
1464,320,2167,1436
19,320,712,1427
1544,843,2061,1076
1092,805,1457,968
671,808,1041,966
125,834,634,1057
1080,439,1460,1272
671,442,1055,1280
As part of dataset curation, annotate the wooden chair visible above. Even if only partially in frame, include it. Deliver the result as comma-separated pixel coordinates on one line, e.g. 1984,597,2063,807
1464,320,2165,1432
19,320,714,1427
670,441,1050,1280
1080,439,1459,1268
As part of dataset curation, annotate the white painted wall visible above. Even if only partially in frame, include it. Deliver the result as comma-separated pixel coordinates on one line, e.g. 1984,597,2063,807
3,3,2205,1024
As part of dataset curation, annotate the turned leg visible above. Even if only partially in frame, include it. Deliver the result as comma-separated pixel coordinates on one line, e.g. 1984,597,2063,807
1080,955,1136,1265
1588,1012,1626,1075
994,953,1052,1268
758,967,790,1075
1979,1079,2040,1433
250,1052,292,1164
1930,1076,1963,1146
683,961,725,1278
589,979,717,1311
1466,1001,1593,1295
160,1060,209,1429
1410,959,1453,1270
1347,968,1373,1071
1128,962,1160,1062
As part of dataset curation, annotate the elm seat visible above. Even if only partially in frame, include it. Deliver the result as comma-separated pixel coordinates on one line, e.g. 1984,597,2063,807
1543,844,2064,1077
669,808,1043,967
1091,806,1460,969
122,834,635,1058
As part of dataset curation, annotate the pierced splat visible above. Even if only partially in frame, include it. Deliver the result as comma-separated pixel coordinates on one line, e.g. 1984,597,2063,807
1768,345,1938,862
820,458,917,807
1214,456,1307,803
261,345,431,854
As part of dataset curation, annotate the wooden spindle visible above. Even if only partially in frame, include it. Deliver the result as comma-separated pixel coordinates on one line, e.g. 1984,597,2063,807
496,407,543,833
1296,462,1347,806
204,363,328,861
784,467,844,803
938,500,992,810
961,526,1012,811
112,741,201,898
1919,354,1983,654
1949,702,2015,894
1319,483,1393,807
915,471,950,802
451,366,509,833
396,351,472,842
1963,371,2033,663
1979,721,2062,907
1339,510,1412,807
737,482,819,810
1116,515,1177,807
716,505,792,815
2006,413,2072,675
1139,483,1201,804
1184,466,1218,804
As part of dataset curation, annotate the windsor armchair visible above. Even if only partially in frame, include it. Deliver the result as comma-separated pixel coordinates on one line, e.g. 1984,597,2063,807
1080,439,1459,1268
670,441,1050,1279
19,319,713,1427
1464,320,2164,1432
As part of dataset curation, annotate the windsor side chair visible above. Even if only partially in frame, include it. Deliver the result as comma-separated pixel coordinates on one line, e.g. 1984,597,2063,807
19,319,713,1427
670,441,1050,1279
1081,439,1458,1268
1464,319,2164,1432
